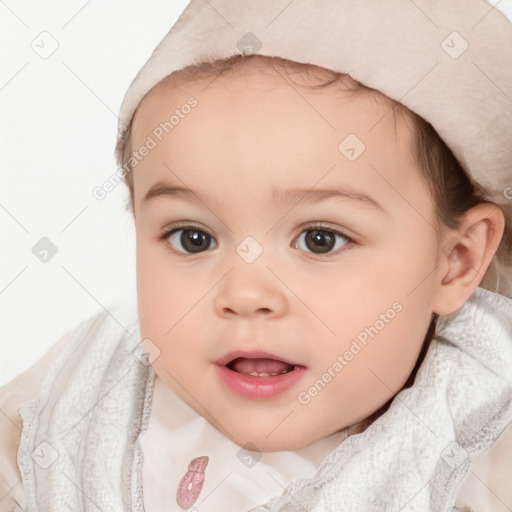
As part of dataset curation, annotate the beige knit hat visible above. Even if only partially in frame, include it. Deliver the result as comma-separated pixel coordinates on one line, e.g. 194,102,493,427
115,0,512,298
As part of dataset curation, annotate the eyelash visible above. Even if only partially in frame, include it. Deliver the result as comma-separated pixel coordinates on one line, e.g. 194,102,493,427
157,222,355,258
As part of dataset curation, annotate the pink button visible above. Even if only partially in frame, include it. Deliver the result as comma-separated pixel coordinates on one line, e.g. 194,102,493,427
176,455,209,509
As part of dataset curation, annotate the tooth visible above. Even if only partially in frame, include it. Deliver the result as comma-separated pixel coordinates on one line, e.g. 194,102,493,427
240,370,291,377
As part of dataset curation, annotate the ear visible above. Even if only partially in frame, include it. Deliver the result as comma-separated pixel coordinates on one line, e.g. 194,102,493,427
431,202,505,316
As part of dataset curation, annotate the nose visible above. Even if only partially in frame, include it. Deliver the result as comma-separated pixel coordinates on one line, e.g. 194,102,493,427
213,261,288,320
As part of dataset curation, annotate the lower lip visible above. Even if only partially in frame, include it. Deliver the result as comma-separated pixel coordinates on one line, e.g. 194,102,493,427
214,364,306,400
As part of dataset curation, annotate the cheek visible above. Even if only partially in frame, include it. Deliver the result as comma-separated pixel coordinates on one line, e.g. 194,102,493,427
307,241,437,339
313,301,431,424
304,236,438,391
328,241,437,374
135,237,204,353
359,225,440,300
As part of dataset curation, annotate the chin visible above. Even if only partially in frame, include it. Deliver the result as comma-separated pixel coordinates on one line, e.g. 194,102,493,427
228,428,313,453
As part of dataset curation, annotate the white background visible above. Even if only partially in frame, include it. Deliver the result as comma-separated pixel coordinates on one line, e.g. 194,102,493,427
0,0,189,386
1,0,512,387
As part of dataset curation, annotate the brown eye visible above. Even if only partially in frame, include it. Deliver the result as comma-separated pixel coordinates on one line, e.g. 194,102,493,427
295,227,351,255
166,228,217,254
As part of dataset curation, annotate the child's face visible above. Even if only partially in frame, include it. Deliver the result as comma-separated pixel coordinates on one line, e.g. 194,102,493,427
131,61,448,451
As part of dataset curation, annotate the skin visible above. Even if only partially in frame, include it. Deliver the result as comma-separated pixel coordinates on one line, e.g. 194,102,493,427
129,57,504,451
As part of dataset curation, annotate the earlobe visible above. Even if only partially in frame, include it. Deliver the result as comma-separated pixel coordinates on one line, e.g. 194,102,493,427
432,203,505,316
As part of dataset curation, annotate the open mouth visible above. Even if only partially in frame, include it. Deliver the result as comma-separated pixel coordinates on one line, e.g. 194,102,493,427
216,355,306,399
226,357,299,377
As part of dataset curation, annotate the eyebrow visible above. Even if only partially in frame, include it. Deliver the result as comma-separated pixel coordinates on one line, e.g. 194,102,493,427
142,181,387,214
273,187,387,213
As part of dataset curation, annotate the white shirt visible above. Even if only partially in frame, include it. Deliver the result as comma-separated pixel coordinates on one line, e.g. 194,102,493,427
142,374,363,511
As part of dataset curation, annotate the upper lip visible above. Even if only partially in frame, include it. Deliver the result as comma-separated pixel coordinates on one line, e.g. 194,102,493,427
214,350,303,367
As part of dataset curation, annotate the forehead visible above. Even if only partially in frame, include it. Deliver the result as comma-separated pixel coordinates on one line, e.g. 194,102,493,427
130,58,419,210
133,56,413,144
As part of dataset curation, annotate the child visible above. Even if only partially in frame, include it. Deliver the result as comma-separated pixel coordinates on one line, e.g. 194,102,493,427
2,1,512,511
